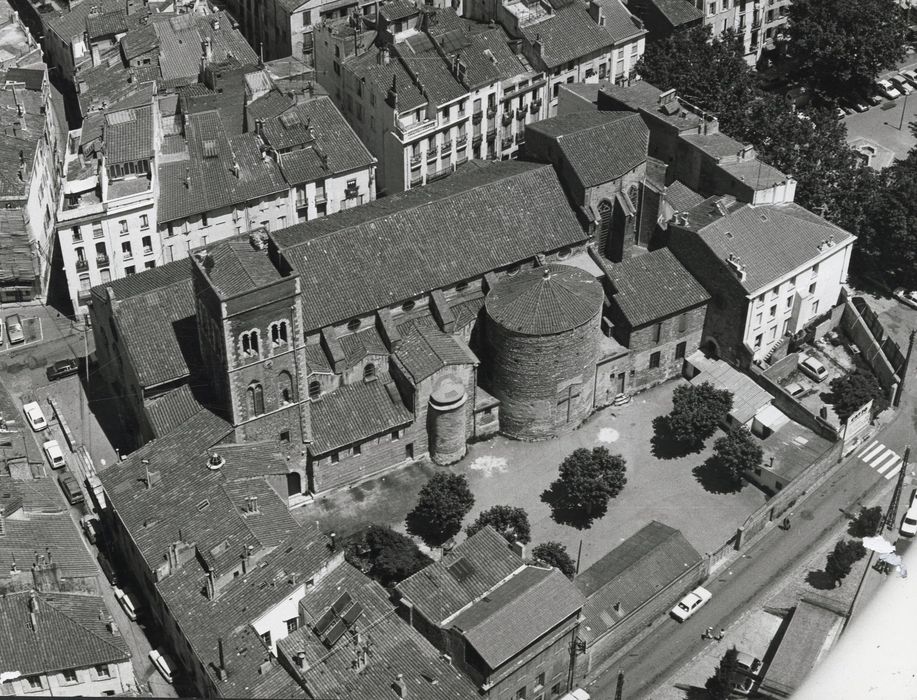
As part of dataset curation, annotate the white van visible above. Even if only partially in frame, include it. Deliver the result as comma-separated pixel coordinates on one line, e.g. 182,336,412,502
113,586,137,621
559,689,591,700
149,649,174,683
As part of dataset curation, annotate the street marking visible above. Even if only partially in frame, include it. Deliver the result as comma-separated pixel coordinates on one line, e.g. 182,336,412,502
876,456,900,475
885,464,903,480
860,442,885,461
866,448,895,467
857,440,879,456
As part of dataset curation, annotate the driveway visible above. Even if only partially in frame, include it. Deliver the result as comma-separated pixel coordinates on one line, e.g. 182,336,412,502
455,380,767,572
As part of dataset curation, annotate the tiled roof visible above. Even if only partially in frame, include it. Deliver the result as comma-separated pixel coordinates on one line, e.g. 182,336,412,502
46,0,124,40
396,526,521,624
485,263,604,335
0,591,131,676
401,42,467,107
718,158,789,190
7,475,68,514
682,200,854,293
600,81,703,131
86,9,127,39
305,344,333,374
452,295,484,330
114,276,198,388
664,179,704,212
576,521,702,643
104,104,153,163
527,110,648,188
686,351,773,425
647,0,704,26
0,208,31,285
120,24,159,60
201,239,284,299
451,566,582,669
310,380,412,454
0,84,46,199
380,0,420,21
339,326,388,365
145,384,205,438
0,512,100,580
281,562,478,700
592,0,646,42
272,161,587,331
394,322,477,382
3,68,45,91
152,11,257,84
345,45,426,113
246,90,294,124
520,4,616,70
91,257,192,301
603,248,709,327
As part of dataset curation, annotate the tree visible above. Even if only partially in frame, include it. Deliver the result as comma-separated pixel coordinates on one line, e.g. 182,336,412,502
667,382,733,446
827,369,888,422
345,525,432,587
532,542,576,579
850,506,883,538
787,0,907,101
405,473,474,548
825,538,866,586
466,505,532,544
541,447,627,527
711,427,762,486
705,646,739,700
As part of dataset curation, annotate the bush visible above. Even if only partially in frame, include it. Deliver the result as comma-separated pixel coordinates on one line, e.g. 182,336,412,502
532,542,576,579
711,427,762,487
667,382,733,446
825,539,866,586
345,525,432,587
850,506,883,537
827,369,888,422
466,505,532,544
405,473,474,548
705,646,739,700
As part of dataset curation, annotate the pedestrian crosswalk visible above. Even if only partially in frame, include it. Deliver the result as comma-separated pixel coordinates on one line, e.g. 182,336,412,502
855,440,906,480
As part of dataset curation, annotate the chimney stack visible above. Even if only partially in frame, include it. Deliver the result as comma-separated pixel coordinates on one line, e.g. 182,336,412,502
217,637,228,680
392,673,407,698
28,590,39,631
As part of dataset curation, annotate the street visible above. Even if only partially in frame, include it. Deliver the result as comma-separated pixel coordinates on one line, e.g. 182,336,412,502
587,297,917,699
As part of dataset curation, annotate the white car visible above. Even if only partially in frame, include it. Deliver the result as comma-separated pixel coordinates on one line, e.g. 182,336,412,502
22,401,48,431
733,651,762,695
876,79,901,99
42,440,65,469
902,69,917,88
891,75,914,95
149,649,174,683
560,690,591,700
894,288,917,310
670,586,713,622
113,586,137,621
901,505,917,538
799,355,828,383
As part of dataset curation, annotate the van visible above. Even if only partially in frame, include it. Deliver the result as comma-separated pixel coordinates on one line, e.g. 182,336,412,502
149,649,174,684
113,586,137,621
5,314,24,345
798,355,828,382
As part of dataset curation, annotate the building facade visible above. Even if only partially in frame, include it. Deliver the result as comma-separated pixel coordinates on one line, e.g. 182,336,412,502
693,0,789,66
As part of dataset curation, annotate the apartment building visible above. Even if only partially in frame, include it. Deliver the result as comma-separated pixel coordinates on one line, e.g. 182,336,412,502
0,66,65,303
0,1,42,69
692,0,789,66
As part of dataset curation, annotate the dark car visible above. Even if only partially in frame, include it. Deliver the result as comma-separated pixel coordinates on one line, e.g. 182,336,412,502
46,358,79,381
97,551,118,585
58,473,85,505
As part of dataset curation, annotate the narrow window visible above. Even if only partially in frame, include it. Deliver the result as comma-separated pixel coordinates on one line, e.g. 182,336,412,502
363,363,376,381
308,380,321,400
649,351,661,369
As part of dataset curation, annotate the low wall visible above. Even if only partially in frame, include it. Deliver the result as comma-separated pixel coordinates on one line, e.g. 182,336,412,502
748,364,840,442
839,300,899,400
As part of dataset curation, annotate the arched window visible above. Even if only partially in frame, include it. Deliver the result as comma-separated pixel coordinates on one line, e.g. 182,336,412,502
278,371,294,403
507,264,520,276
242,331,260,357
598,199,613,246
271,321,289,346
308,380,322,400
248,382,264,415
347,318,361,332
363,363,376,381
557,247,571,260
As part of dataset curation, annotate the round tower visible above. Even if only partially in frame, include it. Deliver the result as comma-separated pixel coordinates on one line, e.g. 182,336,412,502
427,375,468,465
485,264,604,440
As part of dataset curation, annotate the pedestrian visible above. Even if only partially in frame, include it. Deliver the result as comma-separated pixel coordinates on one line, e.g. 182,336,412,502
716,628,725,641
704,626,713,639
782,517,791,531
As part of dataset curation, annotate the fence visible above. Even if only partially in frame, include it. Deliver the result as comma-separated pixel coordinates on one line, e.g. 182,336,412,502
839,298,900,399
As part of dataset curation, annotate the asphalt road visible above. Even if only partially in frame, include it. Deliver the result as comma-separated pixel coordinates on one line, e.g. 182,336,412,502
588,313,917,700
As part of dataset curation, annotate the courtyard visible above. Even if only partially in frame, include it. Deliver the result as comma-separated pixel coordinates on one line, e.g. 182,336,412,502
304,380,769,573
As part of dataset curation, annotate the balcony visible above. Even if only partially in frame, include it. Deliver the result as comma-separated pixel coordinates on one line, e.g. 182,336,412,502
472,133,483,145
96,254,109,267
486,128,497,141
486,106,497,118
515,108,526,120
530,99,542,114
75,259,89,272
410,154,422,167
501,113,513,127
472,111,483,124
426,150,438,162
501,137,514,150
456,135,468,147
314,191,327,205
441,142,452,155
395,117,438,141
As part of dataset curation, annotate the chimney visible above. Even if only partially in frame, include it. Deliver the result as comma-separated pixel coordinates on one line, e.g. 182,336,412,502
392,674,407,698
512,541,526,559
217,637,228,680
184,167,191,189
28,590,38,631
386,75,398,109
329,532,337,551
254,118,264,137
211,17,220,30
202,36,213,62
206,570,217,600
295,651,307,669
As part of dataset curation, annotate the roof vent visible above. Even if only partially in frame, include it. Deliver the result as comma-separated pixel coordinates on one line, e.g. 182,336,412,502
725,253,747,282
207,452,225,470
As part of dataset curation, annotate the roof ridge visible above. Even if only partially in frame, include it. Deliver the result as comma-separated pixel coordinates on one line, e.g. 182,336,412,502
39,593,131,660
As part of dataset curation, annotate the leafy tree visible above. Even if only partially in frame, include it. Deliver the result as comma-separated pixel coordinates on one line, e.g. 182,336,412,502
712,427,762,486
406,473,474,548
466,505,532,544
667,382,733,446
557,447,627,516
850,506,883,538
825,538,866,586
532,541,576,579
345,525,432,587
787,0,907,100
705,646,739,700
827,369,888,422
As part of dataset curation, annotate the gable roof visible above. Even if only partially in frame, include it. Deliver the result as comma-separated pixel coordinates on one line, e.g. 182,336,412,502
145,384,206,438
664,179,704,212
647,0,704,26
576,521,702,643
396,526,521,624
271,161,587,331
527,110,649,188
0,512,100,580
603,248,709,327
682,199,854,293
394,323,478,382
0,591,131,677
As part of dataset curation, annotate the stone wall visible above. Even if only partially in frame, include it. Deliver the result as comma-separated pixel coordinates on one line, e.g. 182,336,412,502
748,362,840,442
839,299,899,400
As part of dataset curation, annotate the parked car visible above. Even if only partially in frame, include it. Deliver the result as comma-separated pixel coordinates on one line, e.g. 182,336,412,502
876,79,901,99
894,288,917,310
850,100,869,112
22,401,48,431
42,439,66,469
97,551,117,585
901,68,917,88
733,651,763,695
149,649,174,684
4,314,24,345
862,92,883,106
113,586,137,621
900,505,917,538
46,358,79,381
891,74,914,95
786,381,805,398
80,514,99,544
671,586,713,622
799,355,828,382
559,690,591,700
58,473,84,505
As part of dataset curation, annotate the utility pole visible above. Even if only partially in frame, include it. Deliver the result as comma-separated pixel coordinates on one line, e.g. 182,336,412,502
614,671,625,700
883,446,910,532
893,329,915,408
899,89,911,132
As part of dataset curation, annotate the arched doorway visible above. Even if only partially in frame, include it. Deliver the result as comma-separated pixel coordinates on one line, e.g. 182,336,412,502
286,471,302,497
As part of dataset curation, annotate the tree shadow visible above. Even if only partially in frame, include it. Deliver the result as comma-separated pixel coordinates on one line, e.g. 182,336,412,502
651,415,702,460
805,569,838,591
692,456,744,495
540,481,602,530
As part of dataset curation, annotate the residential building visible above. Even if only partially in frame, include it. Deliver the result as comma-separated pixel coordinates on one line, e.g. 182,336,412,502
623,0,703,40
0,590,136,697
575,521,705,674
0,65,65,303
667,194,855,365
314,6,547,194
0,1,42,69
395,527,585,699
692,0,789,66
524,109,651,259
594,247,709,400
